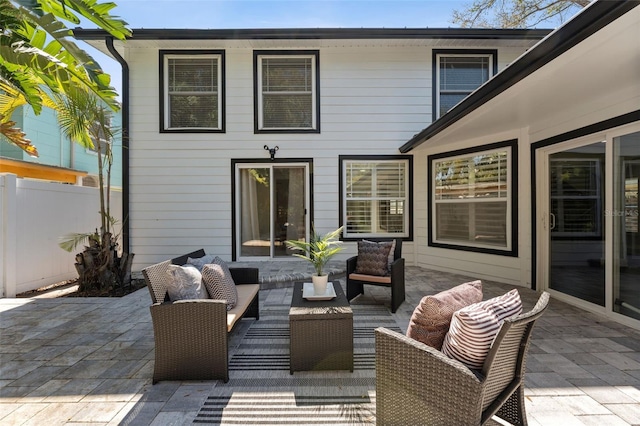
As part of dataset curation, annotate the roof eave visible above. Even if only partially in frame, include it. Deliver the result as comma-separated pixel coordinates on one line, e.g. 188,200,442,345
73,27,551,41
399,0,640,153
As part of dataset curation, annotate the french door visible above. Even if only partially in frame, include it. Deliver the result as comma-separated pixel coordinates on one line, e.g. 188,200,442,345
235,163,309,259
537,125,640,325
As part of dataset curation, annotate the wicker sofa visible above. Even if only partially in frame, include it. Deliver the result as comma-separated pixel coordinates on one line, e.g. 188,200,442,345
142,249,260,383
375,291,549,425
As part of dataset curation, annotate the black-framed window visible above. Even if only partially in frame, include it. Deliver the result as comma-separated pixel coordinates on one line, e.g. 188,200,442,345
254,50,320,133
429,140,517,256
433,50,497,119
159,50,225,132
340,155,413,240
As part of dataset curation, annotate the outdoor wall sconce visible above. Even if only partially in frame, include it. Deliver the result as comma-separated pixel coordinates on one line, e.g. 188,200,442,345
264,145,279,160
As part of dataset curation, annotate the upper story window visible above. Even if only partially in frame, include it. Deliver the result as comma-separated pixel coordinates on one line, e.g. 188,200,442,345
340,156,412,240
160,50,224,132
254,50,319,133
434,50,497,119
429,140,517,256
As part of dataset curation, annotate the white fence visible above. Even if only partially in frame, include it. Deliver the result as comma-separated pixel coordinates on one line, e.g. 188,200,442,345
1,173,122,297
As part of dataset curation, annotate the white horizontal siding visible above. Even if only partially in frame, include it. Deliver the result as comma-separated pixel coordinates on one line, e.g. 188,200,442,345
124,42,536,269
411,132,531,287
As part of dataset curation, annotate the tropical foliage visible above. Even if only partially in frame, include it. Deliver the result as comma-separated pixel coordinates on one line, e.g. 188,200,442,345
452,0,590,28
286,226,344,277
56,87,133,293
0,0,130,156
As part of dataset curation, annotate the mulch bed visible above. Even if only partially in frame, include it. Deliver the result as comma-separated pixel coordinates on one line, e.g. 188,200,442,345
16,278,146,298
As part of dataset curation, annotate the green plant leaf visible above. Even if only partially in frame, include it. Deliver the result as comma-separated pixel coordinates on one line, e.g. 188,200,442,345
285,226,343,276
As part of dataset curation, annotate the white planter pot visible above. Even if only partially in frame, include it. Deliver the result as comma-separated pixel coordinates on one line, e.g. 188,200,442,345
311,274,329,295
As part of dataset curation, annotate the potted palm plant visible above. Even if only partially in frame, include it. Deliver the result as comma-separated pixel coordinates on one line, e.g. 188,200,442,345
286,226,344,294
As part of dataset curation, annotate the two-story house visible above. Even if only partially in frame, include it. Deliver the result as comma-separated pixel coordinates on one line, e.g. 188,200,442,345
76,0,639,328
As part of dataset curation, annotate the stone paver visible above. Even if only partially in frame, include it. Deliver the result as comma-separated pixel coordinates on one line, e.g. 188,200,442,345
1,264,639,425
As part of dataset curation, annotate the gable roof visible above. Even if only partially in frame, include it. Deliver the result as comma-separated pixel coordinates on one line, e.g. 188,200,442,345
399,0,640,153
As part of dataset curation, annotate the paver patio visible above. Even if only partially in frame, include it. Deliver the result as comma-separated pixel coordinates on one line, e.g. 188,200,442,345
1,265,639,425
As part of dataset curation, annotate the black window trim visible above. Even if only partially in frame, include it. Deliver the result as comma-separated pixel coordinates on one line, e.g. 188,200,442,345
339,154,414,241
432,49,498,121
159,49,226,133
253,49,320,134
428,139,518,257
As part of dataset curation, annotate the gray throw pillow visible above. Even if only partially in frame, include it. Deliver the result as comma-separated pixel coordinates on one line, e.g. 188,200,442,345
364,239,396,270
186,254,216,271
355,240,394,276
202,263,238,310
165,264,207,301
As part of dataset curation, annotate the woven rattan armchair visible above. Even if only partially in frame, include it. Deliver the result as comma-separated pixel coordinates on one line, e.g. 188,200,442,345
142,250,259,384
346,238,405,313
375,291,550,426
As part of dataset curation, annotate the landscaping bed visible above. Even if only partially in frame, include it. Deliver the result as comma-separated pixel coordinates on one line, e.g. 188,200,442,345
16,278,146,298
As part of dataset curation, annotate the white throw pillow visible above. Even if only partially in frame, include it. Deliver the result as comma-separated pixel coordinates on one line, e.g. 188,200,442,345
441,289,523,370
165,264,207,301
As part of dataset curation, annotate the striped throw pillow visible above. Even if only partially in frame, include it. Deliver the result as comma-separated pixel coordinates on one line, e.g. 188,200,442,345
201,262,238,310
441,289,523,370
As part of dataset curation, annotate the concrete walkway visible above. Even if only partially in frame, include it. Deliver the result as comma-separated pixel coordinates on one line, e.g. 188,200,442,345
1,265,639,425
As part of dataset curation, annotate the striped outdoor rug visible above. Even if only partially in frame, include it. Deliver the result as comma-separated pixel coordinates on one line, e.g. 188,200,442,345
194,302,401,425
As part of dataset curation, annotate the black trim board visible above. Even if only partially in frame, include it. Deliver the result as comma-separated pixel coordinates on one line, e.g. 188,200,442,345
338,155,414,242
529,109,640,292
400,1,640,153
428,140,518,257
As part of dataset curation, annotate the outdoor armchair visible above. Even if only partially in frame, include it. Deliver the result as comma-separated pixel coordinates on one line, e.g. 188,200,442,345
346,238,405,313
375,291,550,425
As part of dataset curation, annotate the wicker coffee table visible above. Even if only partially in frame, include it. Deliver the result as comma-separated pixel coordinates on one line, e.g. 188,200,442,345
289,281,354,373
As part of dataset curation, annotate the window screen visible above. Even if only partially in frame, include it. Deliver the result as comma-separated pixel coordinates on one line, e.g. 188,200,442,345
257,52,318,131
163,53,222,130
437,54,492,118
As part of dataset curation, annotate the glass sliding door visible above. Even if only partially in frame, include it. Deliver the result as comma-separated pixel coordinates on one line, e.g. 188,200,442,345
538,124,640,327
239,167,271,257
237,163,308,259
613,131,640,320
548,143,606,306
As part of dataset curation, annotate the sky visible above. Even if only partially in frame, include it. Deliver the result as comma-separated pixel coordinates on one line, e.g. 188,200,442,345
79,0,469,97
77,0,562,99
101,0,468,30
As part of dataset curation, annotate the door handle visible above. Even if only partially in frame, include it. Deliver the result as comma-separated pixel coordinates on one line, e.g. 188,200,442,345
550,213,556,231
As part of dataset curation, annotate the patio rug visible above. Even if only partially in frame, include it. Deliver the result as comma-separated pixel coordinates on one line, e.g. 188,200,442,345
194,302,401,425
